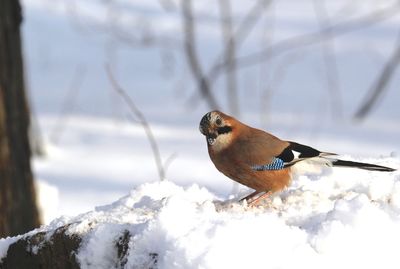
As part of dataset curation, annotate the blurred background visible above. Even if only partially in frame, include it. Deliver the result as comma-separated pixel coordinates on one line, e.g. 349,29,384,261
3,0,400,231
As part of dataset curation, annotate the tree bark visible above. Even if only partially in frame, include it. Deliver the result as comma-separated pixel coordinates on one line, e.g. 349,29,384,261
0,225,149,269
0,0,40,236
1,226,82,269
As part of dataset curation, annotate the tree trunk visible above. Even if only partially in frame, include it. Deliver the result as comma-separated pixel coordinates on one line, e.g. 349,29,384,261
0,0,40,236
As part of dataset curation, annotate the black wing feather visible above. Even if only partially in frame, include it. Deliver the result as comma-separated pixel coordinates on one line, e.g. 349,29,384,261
276,146,294,162
276,141,322,167
289,142,321,158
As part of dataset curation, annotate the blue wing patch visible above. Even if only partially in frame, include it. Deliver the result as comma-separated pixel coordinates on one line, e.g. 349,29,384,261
251,158,285,171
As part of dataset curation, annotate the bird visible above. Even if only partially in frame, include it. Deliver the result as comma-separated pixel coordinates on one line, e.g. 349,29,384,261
199,110,396,205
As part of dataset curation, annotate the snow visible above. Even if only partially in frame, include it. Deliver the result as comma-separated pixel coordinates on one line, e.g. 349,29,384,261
68,169,400,269
2,169,400,268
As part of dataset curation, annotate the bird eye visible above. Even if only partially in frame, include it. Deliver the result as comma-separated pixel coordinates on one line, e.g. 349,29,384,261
215,117,222,126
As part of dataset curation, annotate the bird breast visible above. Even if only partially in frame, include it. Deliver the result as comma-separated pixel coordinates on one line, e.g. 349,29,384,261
208,136,292,193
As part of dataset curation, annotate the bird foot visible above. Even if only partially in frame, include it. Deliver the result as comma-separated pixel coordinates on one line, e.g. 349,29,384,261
212,191,273,211
240,191,271,207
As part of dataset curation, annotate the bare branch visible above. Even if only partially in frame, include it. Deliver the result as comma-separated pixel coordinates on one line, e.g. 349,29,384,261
181,0,220,110
312,0,343,120
162,152,178,176
218,0,239,115
234,0,272,46
105,64,166,181
189,0,272,107
65,0,180,50
207,2,400,85
354,34,400,120
108,23,181,50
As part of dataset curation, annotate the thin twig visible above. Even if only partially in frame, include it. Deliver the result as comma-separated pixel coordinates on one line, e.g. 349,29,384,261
258,2,276,127
354,32,400,120
206,2,400,85
312,0,343,120
66,0,180,50
109,24,180,50
234,0,272,47
188,0,272,107
218,0,239,115
181,0,219,110
162,152,178,176
105,64,165,181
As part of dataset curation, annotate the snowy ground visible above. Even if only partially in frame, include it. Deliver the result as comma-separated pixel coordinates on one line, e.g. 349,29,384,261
2,168,400,268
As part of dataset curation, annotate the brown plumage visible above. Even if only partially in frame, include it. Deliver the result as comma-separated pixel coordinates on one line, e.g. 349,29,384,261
199,111,396,205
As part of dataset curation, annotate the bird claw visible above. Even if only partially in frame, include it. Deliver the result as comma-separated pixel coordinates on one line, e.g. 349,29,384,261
241,191,271,207
212,190,273,212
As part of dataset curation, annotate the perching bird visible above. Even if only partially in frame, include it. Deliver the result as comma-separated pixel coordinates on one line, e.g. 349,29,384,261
199,111,396,205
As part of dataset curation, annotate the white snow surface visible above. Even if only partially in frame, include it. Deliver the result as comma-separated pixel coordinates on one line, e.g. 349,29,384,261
2,168,400,268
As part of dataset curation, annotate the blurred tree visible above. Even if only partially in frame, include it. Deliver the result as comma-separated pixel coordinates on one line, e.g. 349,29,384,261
86,0,399,119
0,0,40,236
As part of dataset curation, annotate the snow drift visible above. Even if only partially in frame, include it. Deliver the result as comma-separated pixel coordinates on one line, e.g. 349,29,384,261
1,157,399,269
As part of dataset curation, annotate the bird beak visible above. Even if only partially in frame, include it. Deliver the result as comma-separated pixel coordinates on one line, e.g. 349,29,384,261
199,114,217,145
199,114,210,136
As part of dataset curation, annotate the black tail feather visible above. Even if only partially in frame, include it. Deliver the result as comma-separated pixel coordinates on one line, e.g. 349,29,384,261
332,159,396,172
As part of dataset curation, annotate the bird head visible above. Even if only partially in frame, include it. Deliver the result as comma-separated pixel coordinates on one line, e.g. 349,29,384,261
199,111,234,148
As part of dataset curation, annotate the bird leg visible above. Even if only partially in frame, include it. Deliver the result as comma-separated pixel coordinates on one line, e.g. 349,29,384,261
239,190,261,202
247,192,271,206
240,191,271,206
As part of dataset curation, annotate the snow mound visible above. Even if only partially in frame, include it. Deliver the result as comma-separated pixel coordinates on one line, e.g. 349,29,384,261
2,157,400,269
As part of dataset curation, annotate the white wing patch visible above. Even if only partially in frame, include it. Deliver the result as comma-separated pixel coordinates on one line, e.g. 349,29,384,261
292,150,301,160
